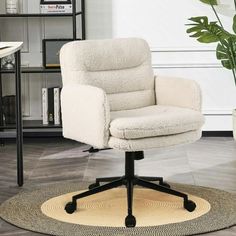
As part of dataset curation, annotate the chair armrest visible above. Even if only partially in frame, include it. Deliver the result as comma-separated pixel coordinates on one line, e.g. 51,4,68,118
61,84,110,148
155,76,202,111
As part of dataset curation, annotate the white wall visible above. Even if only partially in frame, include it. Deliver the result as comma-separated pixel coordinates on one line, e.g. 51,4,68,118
1,0,236,130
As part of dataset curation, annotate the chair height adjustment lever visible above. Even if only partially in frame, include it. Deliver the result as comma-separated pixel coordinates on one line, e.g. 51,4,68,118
83,147,112,153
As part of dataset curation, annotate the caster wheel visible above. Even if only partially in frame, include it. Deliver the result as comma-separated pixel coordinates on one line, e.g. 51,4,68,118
125,215,136,228
160,182,171,188
65,202,77,214
88,182,100,190
184,200,196,212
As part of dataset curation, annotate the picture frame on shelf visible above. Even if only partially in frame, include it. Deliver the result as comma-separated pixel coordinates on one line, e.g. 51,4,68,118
42,39,74,69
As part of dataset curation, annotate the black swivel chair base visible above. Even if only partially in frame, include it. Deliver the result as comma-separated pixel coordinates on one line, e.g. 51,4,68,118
65,151,196,228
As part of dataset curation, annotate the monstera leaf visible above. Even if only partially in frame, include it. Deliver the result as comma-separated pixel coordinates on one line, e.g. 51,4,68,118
233,14,236,33
199,0,218,5
216,39,236,70
187,16,231,43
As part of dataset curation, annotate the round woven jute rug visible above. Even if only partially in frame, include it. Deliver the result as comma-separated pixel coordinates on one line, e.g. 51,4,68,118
0,182,236,236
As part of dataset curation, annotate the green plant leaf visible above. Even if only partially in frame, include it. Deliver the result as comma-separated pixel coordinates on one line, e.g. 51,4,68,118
233,15,236,34
188,16,208,24
186,16,232,44
216,39,236,70
198,32,219,43
199,0,218,5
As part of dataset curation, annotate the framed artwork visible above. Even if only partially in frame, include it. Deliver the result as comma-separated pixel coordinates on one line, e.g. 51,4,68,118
42,39,73,68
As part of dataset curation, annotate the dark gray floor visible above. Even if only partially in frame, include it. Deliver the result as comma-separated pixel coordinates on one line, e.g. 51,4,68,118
0,137,236,235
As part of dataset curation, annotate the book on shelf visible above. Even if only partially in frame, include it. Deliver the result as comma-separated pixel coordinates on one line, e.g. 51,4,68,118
42,88,48,125
54,87,61,125
42,87,62,125
48,88,55,124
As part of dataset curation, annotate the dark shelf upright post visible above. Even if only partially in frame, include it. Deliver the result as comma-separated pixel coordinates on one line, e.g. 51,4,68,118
72,0,77,40
0,58,4,145
81,0,86,40
15,50,23,187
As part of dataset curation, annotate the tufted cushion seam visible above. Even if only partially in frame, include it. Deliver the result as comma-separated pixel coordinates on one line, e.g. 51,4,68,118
106,88,154,96
68,60,150,73
118,130,199,141
113,123,202,131
85,61,149,73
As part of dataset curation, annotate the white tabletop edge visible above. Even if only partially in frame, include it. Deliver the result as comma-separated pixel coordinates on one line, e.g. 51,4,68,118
0,42,23,59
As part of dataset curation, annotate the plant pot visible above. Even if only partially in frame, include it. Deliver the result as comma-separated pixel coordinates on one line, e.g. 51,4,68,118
233,109,236,140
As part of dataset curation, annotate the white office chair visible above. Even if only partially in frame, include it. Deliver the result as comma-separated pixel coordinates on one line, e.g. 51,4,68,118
60,38,204,227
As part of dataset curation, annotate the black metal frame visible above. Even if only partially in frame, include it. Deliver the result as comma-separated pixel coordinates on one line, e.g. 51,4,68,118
65,151,196,228
15,51,23,187
0,59,4,146
0,50,23,186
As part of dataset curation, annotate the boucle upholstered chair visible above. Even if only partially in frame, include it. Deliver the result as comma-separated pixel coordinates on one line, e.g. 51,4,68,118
60,38,204,227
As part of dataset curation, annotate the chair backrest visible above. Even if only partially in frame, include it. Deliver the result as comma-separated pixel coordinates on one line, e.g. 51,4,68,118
60,38,155,111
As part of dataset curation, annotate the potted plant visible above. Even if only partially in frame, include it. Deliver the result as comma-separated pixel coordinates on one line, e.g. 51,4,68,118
186,0,236,139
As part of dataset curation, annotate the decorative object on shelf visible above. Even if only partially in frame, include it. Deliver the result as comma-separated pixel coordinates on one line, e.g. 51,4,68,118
2,95,16,124
6,0,19,14
186,0,236,139
42,39,73,68
1,54,15,69
42,87,62,125
40,0,72,14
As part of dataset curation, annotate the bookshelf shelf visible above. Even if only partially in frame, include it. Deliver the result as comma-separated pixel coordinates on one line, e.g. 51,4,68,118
1,67,61,74
0,120,62,129
0,128,62,139
0,12,82,18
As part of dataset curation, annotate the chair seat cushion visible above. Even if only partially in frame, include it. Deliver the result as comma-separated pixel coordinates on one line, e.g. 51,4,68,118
108,130,201,151
109,105,204,139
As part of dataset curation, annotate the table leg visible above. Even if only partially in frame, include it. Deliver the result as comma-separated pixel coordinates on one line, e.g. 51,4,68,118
15,50,23,187
0,58,5,146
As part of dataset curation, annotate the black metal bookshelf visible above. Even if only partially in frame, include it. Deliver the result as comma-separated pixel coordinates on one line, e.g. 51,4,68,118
0,0,86,138
0,0,85,41
0,129,62,139
1,67,61,74
0,12,82,17
0,120,62,129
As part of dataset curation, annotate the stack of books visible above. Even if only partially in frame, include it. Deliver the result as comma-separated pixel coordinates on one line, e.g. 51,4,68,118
42,87,61,125
40,0,72,14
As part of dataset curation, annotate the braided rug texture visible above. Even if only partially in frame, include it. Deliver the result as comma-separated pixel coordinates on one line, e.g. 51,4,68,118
0,182,236,236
